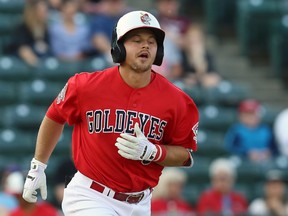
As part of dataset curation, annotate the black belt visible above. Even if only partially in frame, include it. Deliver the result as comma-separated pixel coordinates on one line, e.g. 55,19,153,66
90,181,145,204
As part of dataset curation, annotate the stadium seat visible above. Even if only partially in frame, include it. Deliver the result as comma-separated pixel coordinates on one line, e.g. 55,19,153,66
0,56,34,81
183,86,206,106
236,159,265,184
37,57,110,82
204,0,237,37
0,128,36,155
260,105,282,126
236,0,287,58
252,181,265,200
0,14,22,34
0,35,14,55
0,14,22,54
0,81,18,105
3,104,46,130
203,81,249,107
0,155,27,173
197,130,228,158
234,183,259,202
37,57,86,82
0,0,24,14
80,57,110,72
269,15,288,79
198,105,237,131
185,157,211,184
0,107,7,128
182,183,207,206
18,80,63,106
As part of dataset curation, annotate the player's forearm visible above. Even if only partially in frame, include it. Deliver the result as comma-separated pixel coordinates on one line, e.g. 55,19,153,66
156,145,190,167
34,116,64,164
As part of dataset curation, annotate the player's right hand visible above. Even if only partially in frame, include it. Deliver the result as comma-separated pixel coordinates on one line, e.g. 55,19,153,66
115,123,157,161
22,158,47,203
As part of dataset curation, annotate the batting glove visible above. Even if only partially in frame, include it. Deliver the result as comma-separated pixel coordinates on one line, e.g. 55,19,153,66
22,158,47,203
115,123,157,161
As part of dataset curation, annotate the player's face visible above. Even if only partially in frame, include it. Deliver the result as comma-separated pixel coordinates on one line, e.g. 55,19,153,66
123,29,157,73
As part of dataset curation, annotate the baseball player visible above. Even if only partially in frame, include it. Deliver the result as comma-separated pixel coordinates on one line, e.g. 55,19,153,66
22,10,199,216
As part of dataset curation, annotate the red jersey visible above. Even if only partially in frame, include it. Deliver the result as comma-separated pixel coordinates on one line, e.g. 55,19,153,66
46,66,198,192
197,188,248,216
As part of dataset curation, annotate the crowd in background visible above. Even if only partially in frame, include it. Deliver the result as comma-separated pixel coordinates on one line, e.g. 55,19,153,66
0,0,287,215
2,0,222,89
151,161,288,216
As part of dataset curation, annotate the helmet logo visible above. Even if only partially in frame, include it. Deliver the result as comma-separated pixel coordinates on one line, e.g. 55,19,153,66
140,12,151,25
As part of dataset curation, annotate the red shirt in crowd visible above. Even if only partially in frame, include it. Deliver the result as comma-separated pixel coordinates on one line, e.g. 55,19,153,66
152,198,195,216
10,202,58,216
197,188,248,216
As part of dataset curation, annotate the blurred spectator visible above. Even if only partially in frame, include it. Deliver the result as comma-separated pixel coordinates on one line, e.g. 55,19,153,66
248,169,288,216
152,0,189,81
0,167,20,216
154,0,190,52
274,108,288,158
7,0,52,67
48,0,62,11
49,0,90,61
47,0,62,23
152,33,183,82
7,171,59,216
197,158,248,216
152,0,221,88
79,0,102,14
224,99,277,164
151,167,195,216
52,158,76,215
88,0,130,63
181,23,221,88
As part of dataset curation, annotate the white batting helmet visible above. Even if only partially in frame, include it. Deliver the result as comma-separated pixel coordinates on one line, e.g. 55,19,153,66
111,10,165,65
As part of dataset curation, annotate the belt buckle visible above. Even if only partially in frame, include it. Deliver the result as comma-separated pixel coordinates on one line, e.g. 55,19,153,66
125,192,144,204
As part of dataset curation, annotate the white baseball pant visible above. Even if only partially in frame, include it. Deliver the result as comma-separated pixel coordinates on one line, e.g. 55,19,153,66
62,171,152,216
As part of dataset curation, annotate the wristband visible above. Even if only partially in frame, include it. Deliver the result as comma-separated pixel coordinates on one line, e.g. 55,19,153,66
154,145,167,162
31,158,47,170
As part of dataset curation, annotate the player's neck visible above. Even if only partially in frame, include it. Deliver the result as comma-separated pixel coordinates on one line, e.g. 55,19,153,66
119,66,152,89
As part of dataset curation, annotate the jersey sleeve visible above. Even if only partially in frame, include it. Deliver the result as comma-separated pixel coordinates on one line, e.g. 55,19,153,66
46,75,81,125
170,96,199,151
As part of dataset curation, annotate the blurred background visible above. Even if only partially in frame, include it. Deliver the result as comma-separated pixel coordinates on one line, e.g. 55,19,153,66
0,0,288,215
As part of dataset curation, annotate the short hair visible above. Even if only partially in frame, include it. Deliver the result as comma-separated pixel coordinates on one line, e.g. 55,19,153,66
209,158,236,179
160,167,187,184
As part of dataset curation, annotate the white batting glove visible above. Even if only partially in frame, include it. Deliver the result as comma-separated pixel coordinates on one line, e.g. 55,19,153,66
22,158,47,203
115,123,157,161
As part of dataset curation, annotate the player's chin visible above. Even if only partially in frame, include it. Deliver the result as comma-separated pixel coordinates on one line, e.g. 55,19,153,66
138,65,152,73
133,61,153,72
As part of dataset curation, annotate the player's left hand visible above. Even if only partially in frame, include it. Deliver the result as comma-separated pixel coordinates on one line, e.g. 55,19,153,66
115,123,157,161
